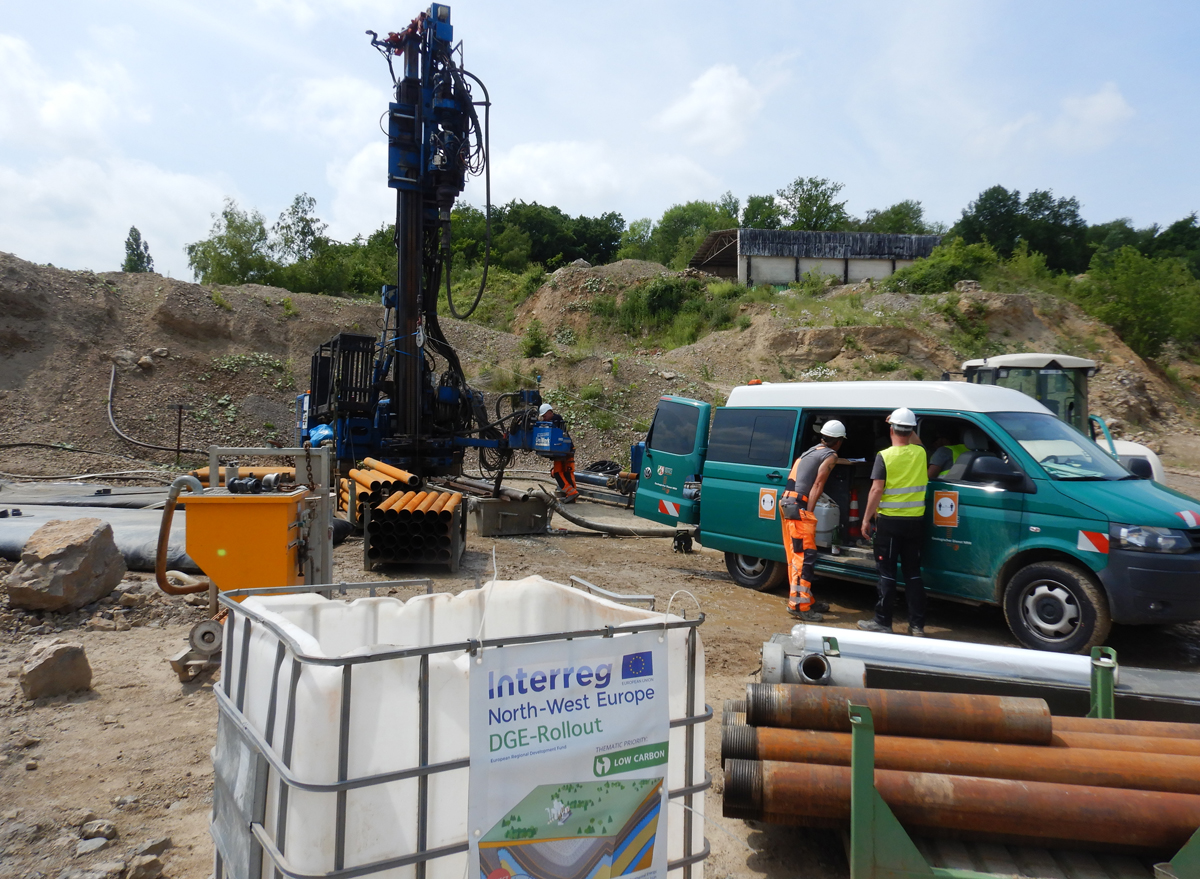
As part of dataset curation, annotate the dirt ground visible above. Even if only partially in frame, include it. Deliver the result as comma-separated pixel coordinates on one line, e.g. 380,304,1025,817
4,476,1200,879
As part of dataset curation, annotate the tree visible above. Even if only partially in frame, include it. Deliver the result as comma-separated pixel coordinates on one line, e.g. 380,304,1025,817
122,226,154,273
950,185,1089,273
272,193,328,263
1073,247,1200,359
776,176,851,231
648,200,737,268
1145,213,1200,278
858,200,941,235
185,199,276,285
615,218,654,261
741,195,785,230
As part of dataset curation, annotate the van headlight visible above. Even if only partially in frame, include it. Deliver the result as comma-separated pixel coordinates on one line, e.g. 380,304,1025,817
1110,524,1192,553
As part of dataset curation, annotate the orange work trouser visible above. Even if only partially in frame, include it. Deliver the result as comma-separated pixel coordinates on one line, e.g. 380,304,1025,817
551,455,578,497
782,509,817,611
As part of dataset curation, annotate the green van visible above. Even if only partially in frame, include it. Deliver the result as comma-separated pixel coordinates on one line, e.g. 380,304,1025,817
633,381,1200,653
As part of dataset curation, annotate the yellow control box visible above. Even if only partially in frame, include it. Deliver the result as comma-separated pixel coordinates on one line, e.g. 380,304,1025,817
182,488,308,596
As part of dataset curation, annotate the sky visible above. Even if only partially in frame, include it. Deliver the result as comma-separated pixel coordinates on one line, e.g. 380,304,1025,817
2,0,1199,279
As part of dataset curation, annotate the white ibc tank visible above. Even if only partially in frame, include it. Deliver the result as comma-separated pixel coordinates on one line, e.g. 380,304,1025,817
215,576,705,879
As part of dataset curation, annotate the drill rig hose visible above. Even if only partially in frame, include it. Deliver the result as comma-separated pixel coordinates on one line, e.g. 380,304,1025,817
156,476,210,596
531,488,682,538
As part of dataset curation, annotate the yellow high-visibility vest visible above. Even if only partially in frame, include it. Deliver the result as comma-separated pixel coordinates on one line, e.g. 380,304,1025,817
938,443,968,478
879,444,928,517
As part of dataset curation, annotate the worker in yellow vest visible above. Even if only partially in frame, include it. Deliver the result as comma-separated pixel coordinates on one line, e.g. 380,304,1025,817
927,425,967,480
858,407,928,637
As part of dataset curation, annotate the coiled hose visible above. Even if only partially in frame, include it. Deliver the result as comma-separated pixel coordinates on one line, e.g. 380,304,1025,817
156,475,209,595
532,488,682,538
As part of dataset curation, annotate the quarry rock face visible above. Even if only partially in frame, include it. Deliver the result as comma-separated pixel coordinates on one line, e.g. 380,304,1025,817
19,638,93,699
6,518,126,612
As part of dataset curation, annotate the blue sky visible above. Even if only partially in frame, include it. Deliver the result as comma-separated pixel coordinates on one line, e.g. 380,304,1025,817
2,1,1198,278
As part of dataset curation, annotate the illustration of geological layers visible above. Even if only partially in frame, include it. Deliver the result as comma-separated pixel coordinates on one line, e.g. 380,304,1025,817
479,777,663,879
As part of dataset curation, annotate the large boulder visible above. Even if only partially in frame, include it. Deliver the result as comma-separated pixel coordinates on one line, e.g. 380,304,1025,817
6,518,126,611
19,638,92,699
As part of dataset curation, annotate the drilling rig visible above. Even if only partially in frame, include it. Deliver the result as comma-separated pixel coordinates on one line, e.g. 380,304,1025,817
297,4,567,482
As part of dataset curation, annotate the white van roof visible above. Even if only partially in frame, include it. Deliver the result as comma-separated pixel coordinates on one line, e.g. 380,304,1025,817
961,353,1096,370
725,381,1052,415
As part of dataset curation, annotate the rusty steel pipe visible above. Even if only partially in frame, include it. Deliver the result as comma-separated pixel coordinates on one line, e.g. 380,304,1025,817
1054,716,1200,740
722,724,1200,795
1053,730,1200,757
723,758,1200,851
746,683,1052,745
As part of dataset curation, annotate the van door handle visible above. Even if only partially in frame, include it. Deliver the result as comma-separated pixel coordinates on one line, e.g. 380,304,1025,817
766,471,783,481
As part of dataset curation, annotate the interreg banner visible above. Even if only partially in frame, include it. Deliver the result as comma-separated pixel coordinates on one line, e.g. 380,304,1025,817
468,630,669,879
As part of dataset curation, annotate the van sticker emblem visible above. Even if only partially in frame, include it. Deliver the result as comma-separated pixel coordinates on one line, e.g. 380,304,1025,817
933,491,958,528
1177,510,1200,527
758,488,777,520
1077,530,1110,554
657,465,664,476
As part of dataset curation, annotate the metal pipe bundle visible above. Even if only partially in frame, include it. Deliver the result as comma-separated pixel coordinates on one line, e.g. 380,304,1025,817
725,682,1200,852
362,489,462,565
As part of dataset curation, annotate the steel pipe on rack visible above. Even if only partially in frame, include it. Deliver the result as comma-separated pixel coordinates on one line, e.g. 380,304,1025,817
1052,730,1200,757
1054,716,1200,740
723,758,1200,851
745,684,1052,745
722,724,1200,794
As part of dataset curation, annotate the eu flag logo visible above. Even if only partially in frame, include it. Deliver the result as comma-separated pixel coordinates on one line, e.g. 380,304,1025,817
621,651,653,679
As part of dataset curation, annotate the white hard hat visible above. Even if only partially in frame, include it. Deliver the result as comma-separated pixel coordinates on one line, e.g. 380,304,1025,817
538,403,553,417
820,419,847,439
887,407,918,428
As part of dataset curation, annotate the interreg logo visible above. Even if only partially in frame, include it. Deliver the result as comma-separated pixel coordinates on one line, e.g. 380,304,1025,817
487,651,654,700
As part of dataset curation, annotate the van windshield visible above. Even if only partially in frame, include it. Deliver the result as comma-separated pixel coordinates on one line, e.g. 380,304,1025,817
991,412,1130,481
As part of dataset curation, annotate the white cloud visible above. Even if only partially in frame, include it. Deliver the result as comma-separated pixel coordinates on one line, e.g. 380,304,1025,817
327,141,394,241
256,74,385,150
1047,82,1134,153
481,140,720,217
0,34,139,151
0,156,228,277
656,64,765,156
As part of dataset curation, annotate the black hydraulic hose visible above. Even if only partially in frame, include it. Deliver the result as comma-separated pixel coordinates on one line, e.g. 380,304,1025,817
108,365,205,455
532,488,681,538
447,67,491,319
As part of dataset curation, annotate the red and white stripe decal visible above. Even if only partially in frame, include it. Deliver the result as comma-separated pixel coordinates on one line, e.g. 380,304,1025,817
1177,510,1200,527
658,499,680,517
1077,530,1110,554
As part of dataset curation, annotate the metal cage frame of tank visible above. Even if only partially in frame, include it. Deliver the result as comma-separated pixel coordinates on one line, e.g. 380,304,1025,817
210,580,712,879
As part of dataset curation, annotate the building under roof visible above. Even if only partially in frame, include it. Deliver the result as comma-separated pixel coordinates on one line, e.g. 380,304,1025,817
689,228,941,285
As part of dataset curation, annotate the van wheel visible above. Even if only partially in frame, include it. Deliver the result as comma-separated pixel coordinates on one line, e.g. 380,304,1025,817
1003,562,1111,654
725,553,787,592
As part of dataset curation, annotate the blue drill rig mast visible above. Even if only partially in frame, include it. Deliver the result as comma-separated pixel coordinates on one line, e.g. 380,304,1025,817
298,4,569,480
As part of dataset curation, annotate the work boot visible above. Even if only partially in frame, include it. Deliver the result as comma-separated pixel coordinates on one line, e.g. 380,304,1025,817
857,619,892,634
810,601,830,613
788,607,824,622
560,493,578,504
909,626,925,637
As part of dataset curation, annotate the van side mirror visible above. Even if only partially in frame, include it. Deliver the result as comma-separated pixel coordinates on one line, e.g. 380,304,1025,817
1121,456,1153,480
967,455,1025,488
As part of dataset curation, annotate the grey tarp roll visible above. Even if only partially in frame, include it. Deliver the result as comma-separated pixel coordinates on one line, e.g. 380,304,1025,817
0,505,197,573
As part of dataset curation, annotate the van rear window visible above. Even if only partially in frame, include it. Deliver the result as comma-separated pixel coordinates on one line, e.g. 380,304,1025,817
707,409,797,466
647,400,700,455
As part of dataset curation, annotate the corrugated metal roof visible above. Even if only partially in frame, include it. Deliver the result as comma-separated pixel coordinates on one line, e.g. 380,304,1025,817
737,229,942,260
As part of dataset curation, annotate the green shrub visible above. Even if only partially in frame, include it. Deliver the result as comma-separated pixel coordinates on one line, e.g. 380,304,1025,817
211,289,233,311
280,296,300,318
882,237,1001,294
579,381,604,401
737,315,753,331
867,357,901,373
520,319,552,358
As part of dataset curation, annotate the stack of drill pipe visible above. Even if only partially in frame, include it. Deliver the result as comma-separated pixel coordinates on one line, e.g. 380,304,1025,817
364,489,462,563
443,475,533,502
361,457,420,487
722,682,1200,852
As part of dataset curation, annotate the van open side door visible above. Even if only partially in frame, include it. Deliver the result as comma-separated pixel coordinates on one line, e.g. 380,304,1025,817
634,396,710,526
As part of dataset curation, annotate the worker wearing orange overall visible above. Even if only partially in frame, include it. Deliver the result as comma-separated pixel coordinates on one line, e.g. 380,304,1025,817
781,420,846,621
539,403,578,503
